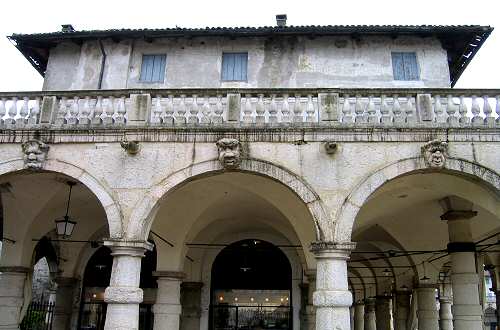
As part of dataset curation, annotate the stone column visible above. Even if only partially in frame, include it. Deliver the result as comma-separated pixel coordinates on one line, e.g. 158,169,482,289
300,270,316,330
495,290,500,327
415,286,439,330
52,277,79,330
353,302,364,330
440,196,483,330
439,296,453,330
311,241,356,330
103,240,152,330
394,291,411,330
153,271,184,330
375,295,392,330
0,267,29,330
180,282,203,330
363,298,376,330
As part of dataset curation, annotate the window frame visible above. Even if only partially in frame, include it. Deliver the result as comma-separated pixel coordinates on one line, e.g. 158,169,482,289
391,52,420,81
221,52,248,82
139,54,167,83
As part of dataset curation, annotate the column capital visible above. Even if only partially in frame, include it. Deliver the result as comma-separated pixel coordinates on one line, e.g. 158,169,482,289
439,196,477,221
152,271,185,279
310,241,356,257
439,296,453,304
103,239,153,256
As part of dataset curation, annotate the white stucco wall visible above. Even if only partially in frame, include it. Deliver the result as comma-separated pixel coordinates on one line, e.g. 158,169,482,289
42,35,451,90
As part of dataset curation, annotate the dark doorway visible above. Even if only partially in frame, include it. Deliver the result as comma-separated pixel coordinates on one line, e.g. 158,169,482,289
210,239,292,330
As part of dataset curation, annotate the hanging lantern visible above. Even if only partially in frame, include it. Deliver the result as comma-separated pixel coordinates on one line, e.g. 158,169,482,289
55,181,77,238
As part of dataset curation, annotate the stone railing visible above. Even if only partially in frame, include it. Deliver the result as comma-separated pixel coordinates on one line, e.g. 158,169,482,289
0,88,499,129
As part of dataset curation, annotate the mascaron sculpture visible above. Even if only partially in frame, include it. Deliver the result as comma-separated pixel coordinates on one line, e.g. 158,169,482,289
21,139,50,170
421,140,448,169
216,138,241,170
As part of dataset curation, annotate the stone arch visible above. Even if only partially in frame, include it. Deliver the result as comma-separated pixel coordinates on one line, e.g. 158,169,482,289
126,158,330,241
0,158,123,238
334,156,500,243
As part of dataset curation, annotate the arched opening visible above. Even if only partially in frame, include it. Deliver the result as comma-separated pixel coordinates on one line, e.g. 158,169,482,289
210,239,292,330
77,243,157,330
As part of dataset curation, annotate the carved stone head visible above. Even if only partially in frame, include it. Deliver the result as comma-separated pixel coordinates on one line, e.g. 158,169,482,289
22,139,49,170
216,138,241,170
421,140,448,169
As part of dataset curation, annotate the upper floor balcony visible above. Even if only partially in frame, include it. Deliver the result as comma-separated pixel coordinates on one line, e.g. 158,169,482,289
0,88,499,134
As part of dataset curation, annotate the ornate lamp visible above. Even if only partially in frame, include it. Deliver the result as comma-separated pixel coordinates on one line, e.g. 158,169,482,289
55,181,77,238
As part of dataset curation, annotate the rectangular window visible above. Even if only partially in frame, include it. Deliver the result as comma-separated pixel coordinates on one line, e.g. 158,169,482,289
392,52,419,81
140,54,166,83
221,52,248,81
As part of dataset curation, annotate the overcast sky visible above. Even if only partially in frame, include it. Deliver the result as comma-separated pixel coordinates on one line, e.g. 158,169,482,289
0,0,498,91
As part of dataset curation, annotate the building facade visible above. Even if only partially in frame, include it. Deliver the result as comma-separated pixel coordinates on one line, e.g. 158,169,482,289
0,20,499,330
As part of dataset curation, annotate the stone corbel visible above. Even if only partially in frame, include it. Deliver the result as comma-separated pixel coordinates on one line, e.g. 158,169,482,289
21,139,49,170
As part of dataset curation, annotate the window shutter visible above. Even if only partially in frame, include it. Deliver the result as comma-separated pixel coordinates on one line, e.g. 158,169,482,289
392,53,405,80
222,53,248,81
140,55,166,83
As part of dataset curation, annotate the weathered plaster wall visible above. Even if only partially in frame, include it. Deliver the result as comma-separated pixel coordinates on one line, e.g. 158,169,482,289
42,35,451,90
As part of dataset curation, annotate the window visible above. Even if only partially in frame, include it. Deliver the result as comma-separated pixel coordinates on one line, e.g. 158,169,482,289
140,54,166,83
221,53,248,81
392,52,419,81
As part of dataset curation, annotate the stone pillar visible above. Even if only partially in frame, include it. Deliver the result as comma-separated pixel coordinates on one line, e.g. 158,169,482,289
180,282,203,330
300,270,316,330
103,240,152,330
52,277,79,330
353,302,364,330
440,196,483,330
439,296,453,330
375,295,392,330
153,271,184,330
363,298,376,330
394,291,411,330
495,290,500,327
311,241,356,330
415,287,439,330
0,267,29,330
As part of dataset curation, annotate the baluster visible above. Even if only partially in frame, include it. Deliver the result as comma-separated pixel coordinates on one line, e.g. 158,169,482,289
354,95,367,124
243,94,253,123
188,95,199,124
201,96,211,124
405,96,417,124
367,95,377,124
342,94,353,123
163,95,174,125
213,94,224,124
151,95,163,125
78,96,91,126
27,97,41,126
293,95,303,123
102,96,115,126
255,94,265,124
483,95,494,127
281,94,291,123
16,97,30,126
0,98,6,126
392,95,404,124
379,95,391,125
115,96,127,125
470,95,482,126
458,95,470,125
55,97,67,126
175,95,187,125
433,95,445,124
268,94,278,123
92,96,103,125
67,96,79,125
445,95,458,126
306,94,315,122
496,96,500,126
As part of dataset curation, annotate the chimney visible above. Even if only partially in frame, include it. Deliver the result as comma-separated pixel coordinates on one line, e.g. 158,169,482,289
61,24,75,33
276,14,287,27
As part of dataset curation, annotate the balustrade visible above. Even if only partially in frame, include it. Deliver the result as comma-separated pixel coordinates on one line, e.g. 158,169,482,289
0,89,499,129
